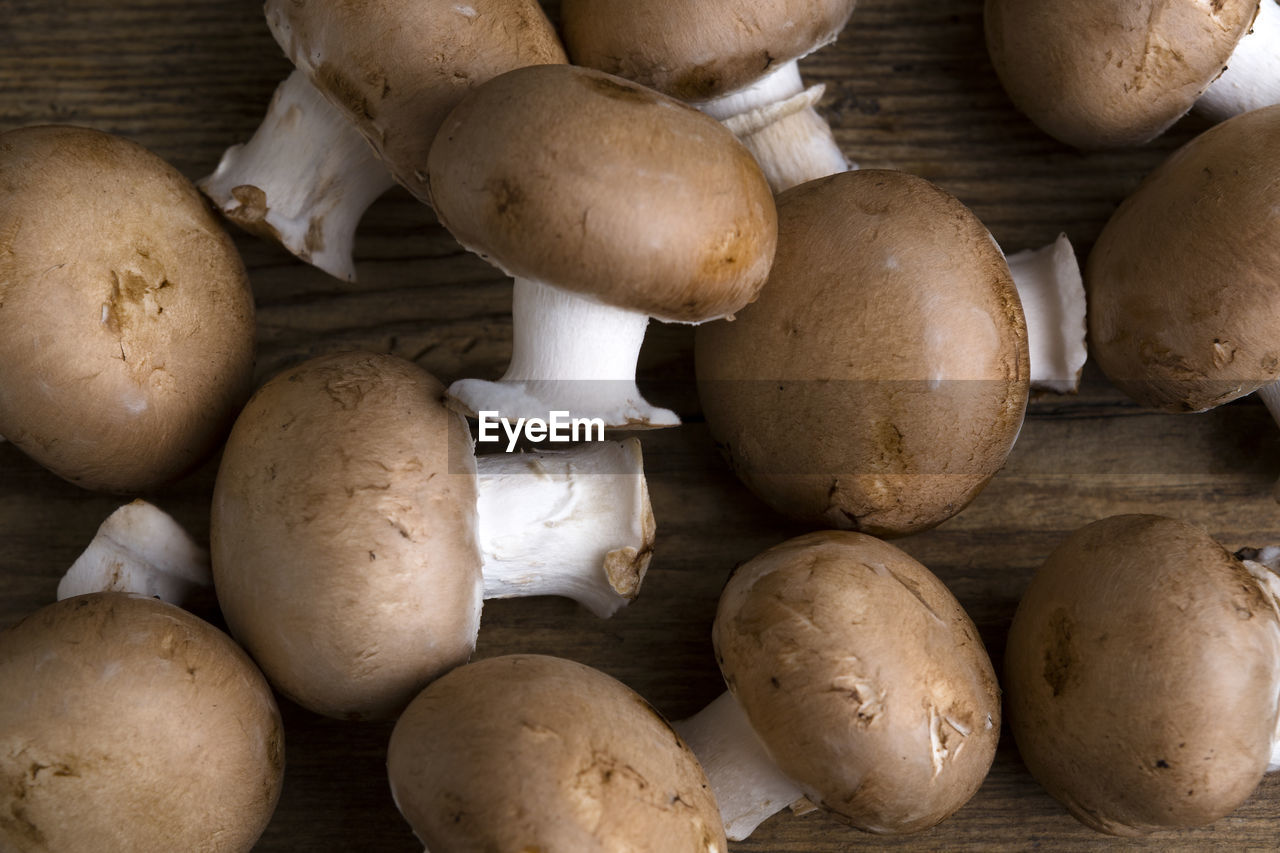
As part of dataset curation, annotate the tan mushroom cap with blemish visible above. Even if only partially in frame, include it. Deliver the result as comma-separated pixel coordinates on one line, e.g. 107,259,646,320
0,125,255,493
387,654,727,852
0,593,284,853
1088,104,1280,413
211,351,482,721
427,64,777,323
714,531,1001,833
696,170,1028,537
265,0,566,205
985,0,1259,149
1005,515,1280,835
562,0,858,101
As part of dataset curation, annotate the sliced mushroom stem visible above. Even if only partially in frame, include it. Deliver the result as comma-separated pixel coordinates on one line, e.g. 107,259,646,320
1196,0,1280,122
674,690,806,841
475,438,655,618
199,69,397,282
58,500,212,607
1004,234,1087,394
695,60,851,193
448,278,680,428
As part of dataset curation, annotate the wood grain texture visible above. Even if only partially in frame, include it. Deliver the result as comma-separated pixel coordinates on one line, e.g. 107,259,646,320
2,1,1279,850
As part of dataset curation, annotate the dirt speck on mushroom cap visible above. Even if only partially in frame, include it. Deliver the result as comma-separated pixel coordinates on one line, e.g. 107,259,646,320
388,654,727,852
714,531,1001,833
1005,514,1280,835
0,593,283,853
1087,104,1280,412
0,125,255,493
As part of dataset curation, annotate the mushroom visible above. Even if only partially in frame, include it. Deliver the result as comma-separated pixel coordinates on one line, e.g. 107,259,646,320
696,170,1029,536
675,531,1000,839
387,654,726,852
986,0,1280,148
211,351,655,720
0,592,284,852
201,0,566,281
0,125,255,493
1087,106,1280,428
431,64,777,428
1005,514,1280,834
561,0,857,192
57,500,212,609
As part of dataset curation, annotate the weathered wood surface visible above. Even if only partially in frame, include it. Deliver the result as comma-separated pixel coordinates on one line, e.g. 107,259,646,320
2,1,1279,850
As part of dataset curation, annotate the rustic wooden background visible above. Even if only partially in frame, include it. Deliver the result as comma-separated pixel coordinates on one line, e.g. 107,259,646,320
3,1,1278,850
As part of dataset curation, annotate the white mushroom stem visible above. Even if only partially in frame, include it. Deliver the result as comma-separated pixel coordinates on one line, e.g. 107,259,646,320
475,438,655,618
1234,548,1280,771
1004,234,1088,394
57,500,212,606
448,278,680,428
199,69,396,282
674,690,807,841
695,60,851,193
1195,0,1280,121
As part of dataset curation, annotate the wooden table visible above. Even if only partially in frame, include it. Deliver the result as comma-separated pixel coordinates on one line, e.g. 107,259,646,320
2,1,1277,850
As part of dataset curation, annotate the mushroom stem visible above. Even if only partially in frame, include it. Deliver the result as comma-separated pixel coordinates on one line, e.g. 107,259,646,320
199,69,396,282
1004,234,1088,394
674,690,806,841
1231,548,1280,771
475,438,655,618
447,278,680,428
1195,0,1280,122
695,60,851,193
57,500,212,607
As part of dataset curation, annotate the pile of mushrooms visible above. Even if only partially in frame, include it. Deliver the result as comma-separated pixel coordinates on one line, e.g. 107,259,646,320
201,0,566,281
0,126,255,493
1006,515,1280,833
211,350,655,719
676,531,1000,839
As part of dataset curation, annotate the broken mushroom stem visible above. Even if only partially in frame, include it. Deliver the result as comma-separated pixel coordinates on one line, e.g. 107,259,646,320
1233,545,1280,773
476,438,655,618
57,500,213,608
199,69,397,282
1196,0,1280,121
674,690,807,842
448,278,681,428
696,60,850,193
1004,234,1088,394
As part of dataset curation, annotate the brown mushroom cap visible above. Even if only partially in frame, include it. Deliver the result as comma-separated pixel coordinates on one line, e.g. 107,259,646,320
696,170,1028,537
211,351,481,721
427,64,777,323
0,125,255,492
1088,104,1280,412
713,531,1000,833
985,0,1259,149
1005,515,1280,834
0,593,283,853
562,0,858,101
265,0,566,204
387,654,726,852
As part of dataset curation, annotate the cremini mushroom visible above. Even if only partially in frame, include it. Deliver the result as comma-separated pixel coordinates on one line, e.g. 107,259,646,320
57,500,212,609
1005,514,1280,834
432,64,777,428
387,654,726,852
0,593,284,853
986,0,1280,148
675,531,1000,839
0,125,255,493
1087,106,1280,424
201,0,566,281
211,351,655,720
561,0,857,192
696,170,1029,536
